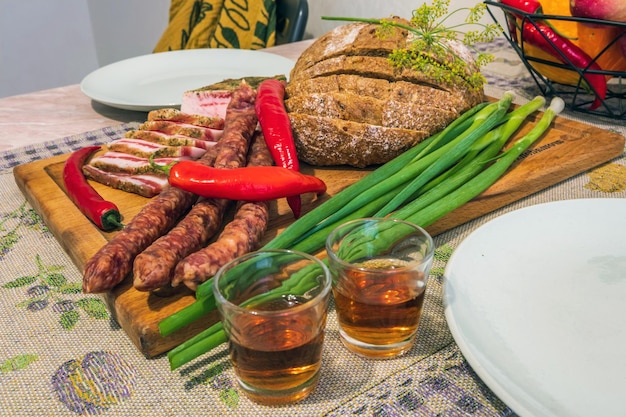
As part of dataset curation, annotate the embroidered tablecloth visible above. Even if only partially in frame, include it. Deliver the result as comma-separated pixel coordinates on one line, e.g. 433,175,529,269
1,38,625,416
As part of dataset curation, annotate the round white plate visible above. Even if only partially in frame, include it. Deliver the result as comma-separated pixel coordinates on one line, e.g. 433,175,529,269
80,49,295,111
444,198,626,417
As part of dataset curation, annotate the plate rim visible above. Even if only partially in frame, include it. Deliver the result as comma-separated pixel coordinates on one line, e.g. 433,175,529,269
443,198,626,417
80,49,295,111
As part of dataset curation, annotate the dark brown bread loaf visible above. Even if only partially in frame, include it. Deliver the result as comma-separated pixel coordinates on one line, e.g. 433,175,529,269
286,20,485,167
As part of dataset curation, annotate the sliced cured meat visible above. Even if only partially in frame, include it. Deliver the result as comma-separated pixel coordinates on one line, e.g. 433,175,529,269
181,90,232,119
82,165,168,197
137,120,223,142
147,108,225,129
125,130,219,149
180,76,286,118
87,151,186,176
108,138,206,159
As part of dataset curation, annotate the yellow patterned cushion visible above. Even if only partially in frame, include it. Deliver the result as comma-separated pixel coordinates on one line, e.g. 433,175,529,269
154,0,276,52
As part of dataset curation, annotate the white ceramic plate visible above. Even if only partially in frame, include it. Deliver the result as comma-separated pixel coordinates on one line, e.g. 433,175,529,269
444,198,626,417
80,49,295,111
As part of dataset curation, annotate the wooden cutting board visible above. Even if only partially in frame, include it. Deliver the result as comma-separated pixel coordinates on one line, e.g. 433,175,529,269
13,112,624,358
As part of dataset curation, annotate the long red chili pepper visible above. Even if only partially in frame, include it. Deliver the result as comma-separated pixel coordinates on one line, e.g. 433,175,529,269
160,160,327,201
499,0,542,42
500,0,541,14
255,79,302,218
521,20,607,109
499,0,607,110
63,146,123,231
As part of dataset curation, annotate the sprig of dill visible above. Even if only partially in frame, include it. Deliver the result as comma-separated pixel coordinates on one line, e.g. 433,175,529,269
322,0,500,90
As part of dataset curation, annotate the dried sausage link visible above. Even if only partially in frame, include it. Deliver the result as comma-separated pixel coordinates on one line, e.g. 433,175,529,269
132,197,230,291
213,82,257,169
81,105,227,293
82,186,197,293
131,142,224,292
132,82,258,291
172,132,272,291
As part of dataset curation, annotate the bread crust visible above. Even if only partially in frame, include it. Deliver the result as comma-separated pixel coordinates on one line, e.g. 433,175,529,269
286,20,485,167
289,113,430,168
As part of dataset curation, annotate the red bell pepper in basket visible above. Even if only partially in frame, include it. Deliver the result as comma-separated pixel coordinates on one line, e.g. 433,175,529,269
156,160,327,201
63,146,123,231
499,0,608,110
255,79,303,218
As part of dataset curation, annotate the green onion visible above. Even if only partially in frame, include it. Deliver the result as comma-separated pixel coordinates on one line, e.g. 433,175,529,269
168,262,325,370
399,97,564,228
285,101,500,246
167,321,226,370
374,92,514,216
159,95,562,370
158,294,217,337
261,102,489,252
398,96,547,210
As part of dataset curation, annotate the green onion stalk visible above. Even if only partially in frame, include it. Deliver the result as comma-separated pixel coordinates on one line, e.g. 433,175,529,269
167,261,326,370
158,94,564,370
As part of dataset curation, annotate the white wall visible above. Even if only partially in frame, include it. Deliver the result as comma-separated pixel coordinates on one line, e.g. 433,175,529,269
0,0,169,98
0,1,97,97
304,0,505,43
0,0,503,99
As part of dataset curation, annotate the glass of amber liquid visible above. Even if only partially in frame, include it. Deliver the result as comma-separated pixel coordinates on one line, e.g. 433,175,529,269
213,249,331,405
326,218,434,359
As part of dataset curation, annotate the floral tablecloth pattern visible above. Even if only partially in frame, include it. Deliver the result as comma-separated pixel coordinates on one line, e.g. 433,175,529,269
1,38,625,416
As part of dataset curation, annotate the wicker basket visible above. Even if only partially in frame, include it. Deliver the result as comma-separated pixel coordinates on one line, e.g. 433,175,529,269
484,0,626,119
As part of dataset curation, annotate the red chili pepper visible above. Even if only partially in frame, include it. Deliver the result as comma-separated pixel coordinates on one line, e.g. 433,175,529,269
162,161,326,201
499,0,542,14
255,79,302,218
499,0,542,42
499,0,607,110
521,20,607,109
63,146,123,231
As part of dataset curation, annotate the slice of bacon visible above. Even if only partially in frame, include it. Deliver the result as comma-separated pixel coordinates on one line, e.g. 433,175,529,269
147,108,225,129
82,165,168,198
108,138,206,159
125,130,219,149
137,120,223,142
87,151,188,176
181,90,233,119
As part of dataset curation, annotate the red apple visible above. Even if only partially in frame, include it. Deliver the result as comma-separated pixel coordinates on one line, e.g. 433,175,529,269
570,0,626,22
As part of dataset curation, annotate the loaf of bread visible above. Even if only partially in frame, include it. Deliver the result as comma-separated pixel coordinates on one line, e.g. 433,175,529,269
286,20,485,167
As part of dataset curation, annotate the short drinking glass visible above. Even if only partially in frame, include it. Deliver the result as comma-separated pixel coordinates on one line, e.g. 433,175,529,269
213,249,331,404
326,218,434,359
